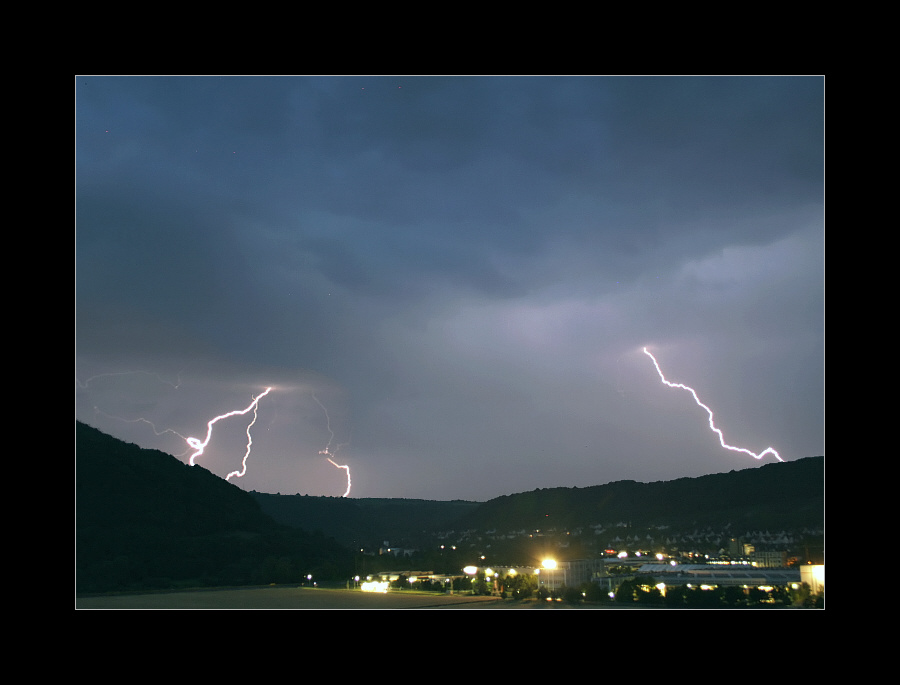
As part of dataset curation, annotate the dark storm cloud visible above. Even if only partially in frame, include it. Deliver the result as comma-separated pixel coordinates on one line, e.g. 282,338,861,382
76,76,824,500
78,76,821,298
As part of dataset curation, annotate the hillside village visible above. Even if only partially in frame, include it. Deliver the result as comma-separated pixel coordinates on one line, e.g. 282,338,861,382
383,520,823,566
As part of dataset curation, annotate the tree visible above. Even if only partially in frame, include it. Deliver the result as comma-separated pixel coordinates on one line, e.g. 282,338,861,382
615,579,636,602
664,584,686,607
500,572,537,600
685,586,725,608
636,584,663,605
562,585,583,604
472,578,491,596
450,576,471,593
581,581,608,603
722,585,746,607
632,577,664,605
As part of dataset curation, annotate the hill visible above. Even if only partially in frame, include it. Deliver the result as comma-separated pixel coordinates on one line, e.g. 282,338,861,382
249,492,480,548
250,457,823,554
451,457,824,534
75,422,353,594
76,421,823,592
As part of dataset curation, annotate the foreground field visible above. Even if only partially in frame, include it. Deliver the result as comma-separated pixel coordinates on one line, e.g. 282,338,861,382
76,586,513,610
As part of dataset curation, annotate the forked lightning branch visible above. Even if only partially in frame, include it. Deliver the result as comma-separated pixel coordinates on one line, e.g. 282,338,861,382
81,373,353,497
81,346,780,500
642,347,782,463
185,387,352,496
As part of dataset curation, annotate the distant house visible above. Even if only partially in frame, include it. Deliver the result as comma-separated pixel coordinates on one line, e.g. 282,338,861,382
751,550,787,568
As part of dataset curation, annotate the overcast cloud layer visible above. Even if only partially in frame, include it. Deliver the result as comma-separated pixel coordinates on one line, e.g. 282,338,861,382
75,76,824,501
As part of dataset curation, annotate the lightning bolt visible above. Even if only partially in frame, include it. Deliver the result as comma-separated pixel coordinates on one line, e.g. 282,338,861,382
324,456,352,497
90,406,192,456
79,370,191,454
312,393,352,497
224,389,266,481
187,387,273,470
81,371,355,493
642,347,782,463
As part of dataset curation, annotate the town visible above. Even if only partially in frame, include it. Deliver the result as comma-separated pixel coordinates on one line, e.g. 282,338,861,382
344,521,825,607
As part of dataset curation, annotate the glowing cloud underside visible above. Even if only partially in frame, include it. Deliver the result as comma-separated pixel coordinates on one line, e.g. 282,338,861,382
642,347,782,463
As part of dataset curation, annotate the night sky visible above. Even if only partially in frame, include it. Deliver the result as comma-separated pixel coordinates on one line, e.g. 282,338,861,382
75,76,824,501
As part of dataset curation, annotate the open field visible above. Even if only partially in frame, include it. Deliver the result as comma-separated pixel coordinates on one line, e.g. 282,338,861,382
76,586,517,609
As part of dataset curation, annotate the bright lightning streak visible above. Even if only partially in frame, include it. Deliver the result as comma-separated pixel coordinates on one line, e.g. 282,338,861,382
225,389,266,481
642,347,782,463
325,456,352,497
82,372,356,493
187,387,273,468
312,393,352,497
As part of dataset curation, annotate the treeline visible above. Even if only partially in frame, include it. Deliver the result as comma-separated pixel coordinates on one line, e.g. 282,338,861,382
611,577,823,608
389,571,823,608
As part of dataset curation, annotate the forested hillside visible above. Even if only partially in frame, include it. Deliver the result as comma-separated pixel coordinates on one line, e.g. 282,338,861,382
249,492,480,548
451,456,824,534
251,457,823,553
75,422,353,594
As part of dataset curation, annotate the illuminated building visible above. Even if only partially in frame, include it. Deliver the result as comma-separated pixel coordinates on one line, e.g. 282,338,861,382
537,559,607,591
751,550,787,568
633,563,801,588
366,570,465,590
464,560,605,592
800,564,824,595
